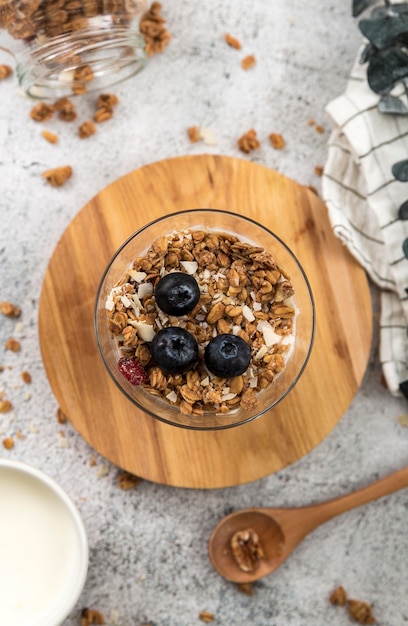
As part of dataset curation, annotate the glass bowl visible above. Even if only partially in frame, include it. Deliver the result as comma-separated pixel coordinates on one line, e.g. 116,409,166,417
95,209,315,430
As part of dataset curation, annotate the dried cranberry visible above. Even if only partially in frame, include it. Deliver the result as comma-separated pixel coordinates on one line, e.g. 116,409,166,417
118,357,148,386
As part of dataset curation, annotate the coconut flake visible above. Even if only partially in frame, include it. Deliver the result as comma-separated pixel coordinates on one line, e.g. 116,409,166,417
128,270,147,282
138,282,153,299
199,126,218,145
222,393,237,401
166,391,178,403
180,260,198,275
254,345,268,360
242,304,255,322
105,294,115,311
121,295,133,308
257,320,281,347
128,321,156,342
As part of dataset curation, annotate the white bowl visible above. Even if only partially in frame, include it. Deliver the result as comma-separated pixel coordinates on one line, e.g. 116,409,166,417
0,459,88,626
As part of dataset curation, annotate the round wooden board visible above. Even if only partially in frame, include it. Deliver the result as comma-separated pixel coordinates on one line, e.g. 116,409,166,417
39,155,372,489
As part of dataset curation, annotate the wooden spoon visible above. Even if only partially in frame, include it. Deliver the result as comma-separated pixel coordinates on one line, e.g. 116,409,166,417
208,466,408,583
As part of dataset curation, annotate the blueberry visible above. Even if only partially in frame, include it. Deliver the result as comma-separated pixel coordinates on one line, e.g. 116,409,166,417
154,272,200,316
151,327,198,375
204,334,251,378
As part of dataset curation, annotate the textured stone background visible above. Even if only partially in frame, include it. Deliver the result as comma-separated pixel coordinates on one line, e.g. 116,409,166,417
1,1,408,625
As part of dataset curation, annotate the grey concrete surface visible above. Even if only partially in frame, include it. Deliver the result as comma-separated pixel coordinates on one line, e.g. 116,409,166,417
1,1,408,625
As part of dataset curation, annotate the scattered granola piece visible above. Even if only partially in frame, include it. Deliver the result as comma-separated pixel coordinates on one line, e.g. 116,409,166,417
93,107,113,123
97,93,119,109
140,1,171,56
199,611,215,623
347,599,376,624
314,165,324,176
79,120,96,138
0,400,13,413
16,430,23,440
92,94,119,124
117,471,141,490
56,407,68,424
237,128,260,153
329,586,347,606
231,528,264,572
0,64,12,80
237,582,254,595
41,165,72,187
21,371,31,384
269,133,285,150
81,608,105,625
30,102,55,122
224,33,241,49
315,124,324,134
5,338,21,352
307,118,316,126
41,129,59,144
241,54,256,70
3,436,14,450
187,126,200,143
0,301,21,318
398,414,408,427
54,97,77,122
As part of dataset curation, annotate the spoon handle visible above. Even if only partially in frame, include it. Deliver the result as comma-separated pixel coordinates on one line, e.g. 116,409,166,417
289,465,408,536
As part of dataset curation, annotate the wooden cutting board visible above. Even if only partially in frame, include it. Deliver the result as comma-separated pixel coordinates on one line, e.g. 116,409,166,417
38,155,372,489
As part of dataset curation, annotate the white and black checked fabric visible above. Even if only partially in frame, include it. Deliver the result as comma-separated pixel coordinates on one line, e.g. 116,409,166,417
322,45,408,398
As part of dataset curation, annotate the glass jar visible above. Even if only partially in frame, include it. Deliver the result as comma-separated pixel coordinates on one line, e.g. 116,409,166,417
0,0,147,99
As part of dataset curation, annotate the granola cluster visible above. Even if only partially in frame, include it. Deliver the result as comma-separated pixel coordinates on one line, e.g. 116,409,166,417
106,228,296,415
329,586,376,624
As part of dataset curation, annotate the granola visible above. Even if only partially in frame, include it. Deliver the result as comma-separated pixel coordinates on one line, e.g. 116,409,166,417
224,33,241,50
41,165,72,187
237,129,260,153
269,133,285,150
106,228,296,414
0,301,21,317
241,54,256,70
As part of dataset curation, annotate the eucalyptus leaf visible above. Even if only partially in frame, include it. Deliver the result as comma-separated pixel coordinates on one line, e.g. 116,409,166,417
367,47,408,94
359,41,378,64
398,199,408,219
378,94,408,114
392,159,408,181
372,3,408,18
353,0,379,18
359,14,408,48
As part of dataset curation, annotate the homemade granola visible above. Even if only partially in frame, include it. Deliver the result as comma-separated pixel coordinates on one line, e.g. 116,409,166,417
105,228,296,415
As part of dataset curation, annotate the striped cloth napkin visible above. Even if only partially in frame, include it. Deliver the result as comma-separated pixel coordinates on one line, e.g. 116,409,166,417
322,46,408,398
